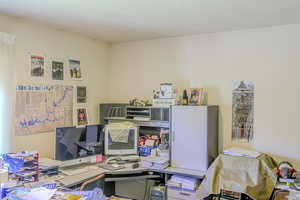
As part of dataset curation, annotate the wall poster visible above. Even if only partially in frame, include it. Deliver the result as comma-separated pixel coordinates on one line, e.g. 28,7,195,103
30,55,45,77
52,61,64,81
77,108,88,126
69,59,82,80
232,81,254,142
16,84,74,135
76,86,87,104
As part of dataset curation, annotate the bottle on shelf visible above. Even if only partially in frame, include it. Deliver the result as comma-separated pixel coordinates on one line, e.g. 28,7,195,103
182,90,188,105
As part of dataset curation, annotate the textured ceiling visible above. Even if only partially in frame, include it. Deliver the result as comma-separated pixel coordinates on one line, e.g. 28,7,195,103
0,0,300,43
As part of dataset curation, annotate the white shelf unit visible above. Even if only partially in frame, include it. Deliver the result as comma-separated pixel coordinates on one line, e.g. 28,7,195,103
170,105,218,172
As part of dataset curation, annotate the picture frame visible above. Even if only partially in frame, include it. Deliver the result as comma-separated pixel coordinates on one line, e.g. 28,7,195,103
51,60,64,81
77,108,88,126
189,88,203,105
159,83,173,99
76,86,87,104
30,54,45,78
69,59,82,80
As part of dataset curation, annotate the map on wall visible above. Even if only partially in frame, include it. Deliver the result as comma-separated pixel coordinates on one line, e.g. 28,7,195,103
16,84,73,135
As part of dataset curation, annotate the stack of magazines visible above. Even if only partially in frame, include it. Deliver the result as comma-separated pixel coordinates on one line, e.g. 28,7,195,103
223,147,261,158
167,175,199,191
141,157,169,170
167,175,200,200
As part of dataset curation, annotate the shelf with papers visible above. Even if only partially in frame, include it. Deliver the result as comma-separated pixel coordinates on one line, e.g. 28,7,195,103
152,167,206,179
104,117,170,128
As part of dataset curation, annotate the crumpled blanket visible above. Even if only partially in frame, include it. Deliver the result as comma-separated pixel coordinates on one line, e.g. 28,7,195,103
196,153,278,200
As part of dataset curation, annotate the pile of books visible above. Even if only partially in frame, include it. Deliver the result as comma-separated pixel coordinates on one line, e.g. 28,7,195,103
141,157,169,170
167,175,200,200
167,175,199,191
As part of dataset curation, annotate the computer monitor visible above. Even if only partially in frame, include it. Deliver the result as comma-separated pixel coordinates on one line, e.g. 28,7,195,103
86,125,99,144
55,126,84,161
55,125,104,161
104,124,138,155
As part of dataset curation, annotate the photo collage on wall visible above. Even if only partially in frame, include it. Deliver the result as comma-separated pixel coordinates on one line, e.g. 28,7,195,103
29,54,88,127
30,55,83,82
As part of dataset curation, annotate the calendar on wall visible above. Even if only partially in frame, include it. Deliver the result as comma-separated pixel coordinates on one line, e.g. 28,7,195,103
232,81,254,142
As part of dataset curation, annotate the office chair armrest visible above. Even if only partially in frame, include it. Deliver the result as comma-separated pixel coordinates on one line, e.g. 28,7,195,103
80,173,105,191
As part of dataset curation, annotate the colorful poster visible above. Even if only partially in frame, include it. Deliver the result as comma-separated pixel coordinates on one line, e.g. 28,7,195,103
232,81,254,142
30,55,45,77
15,84,73,135
69,59,82,80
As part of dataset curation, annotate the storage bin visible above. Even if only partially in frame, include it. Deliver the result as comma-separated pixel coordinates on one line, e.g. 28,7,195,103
138,146,153,156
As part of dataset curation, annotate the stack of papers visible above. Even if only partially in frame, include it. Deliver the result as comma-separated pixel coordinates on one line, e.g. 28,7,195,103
141,157,169,170
288,190,300,200
39,158,62,169
223,147,261,158
24,188,57,200
133,116,150,121
168,175,199,191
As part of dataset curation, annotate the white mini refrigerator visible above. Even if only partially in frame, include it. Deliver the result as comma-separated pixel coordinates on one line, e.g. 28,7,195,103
171,105,219,171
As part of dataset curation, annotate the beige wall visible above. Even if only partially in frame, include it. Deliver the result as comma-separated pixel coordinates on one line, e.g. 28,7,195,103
108,24,300,169
1,13,299,169
0,14,109,158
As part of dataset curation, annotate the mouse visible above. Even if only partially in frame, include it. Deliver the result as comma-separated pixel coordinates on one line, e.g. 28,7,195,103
132,163,139,169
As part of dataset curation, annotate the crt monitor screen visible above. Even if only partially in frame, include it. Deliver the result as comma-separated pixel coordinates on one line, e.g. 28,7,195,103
105,126,138,155
55,126,84,161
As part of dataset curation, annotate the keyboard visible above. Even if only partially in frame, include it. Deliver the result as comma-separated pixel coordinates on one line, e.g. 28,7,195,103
99,163,125,171
106,155,140,164
59,169,106,187
122,155,140,161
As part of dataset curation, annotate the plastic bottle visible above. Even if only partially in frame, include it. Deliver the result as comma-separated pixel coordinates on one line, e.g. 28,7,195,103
182,89,188,105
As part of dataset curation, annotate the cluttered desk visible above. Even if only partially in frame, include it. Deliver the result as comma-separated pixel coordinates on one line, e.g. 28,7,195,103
0,122,190,200
3,124,298,200
0,103,220,200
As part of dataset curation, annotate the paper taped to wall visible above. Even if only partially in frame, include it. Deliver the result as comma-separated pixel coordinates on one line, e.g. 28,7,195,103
15,84,73,135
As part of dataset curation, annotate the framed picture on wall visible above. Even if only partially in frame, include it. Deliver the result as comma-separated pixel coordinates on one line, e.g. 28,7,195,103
77,108,88,126
69,59,82,80
76,86,87,104
52,60,64,80
232,81,254,142
30,55,45,77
